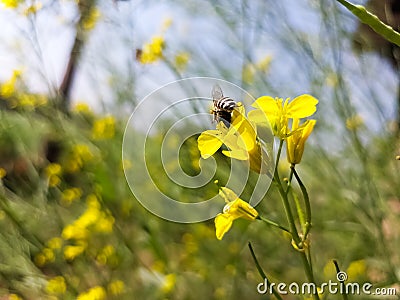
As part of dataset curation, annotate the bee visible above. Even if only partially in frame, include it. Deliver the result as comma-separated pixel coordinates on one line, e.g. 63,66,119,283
211,84,237,126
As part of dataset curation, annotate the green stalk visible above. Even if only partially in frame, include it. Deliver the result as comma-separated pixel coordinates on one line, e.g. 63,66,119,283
256,215,290,234
248,242,283,300
274,140,320,300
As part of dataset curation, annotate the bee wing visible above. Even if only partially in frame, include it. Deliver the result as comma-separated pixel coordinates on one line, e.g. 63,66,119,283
212,84,223,101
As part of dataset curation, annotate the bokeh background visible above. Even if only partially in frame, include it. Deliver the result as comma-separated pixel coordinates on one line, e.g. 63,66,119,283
0,0,399,299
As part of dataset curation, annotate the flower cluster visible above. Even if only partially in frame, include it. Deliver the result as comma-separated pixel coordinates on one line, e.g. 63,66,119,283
249,94,318,164
197,93,318,239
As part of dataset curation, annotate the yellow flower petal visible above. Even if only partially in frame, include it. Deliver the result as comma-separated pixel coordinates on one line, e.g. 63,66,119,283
248,109,269,125
251,96,278,115
215,213,233,240
197,130,224,158
224,198,258,221
286,94,318,118
222,149,248,160
286,119,316,164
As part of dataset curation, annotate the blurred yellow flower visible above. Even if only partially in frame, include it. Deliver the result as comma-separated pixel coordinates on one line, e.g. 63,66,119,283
73,102,92,115
45,163,62,187
77,286,106,300
249,94,318,139
0,69,21,97
47,237,63,249
108,280,125,296
139,35,165,64
0,0,20,8
34,253,46,266
45,163,61,176
96,244,115,265
9,294,22,300
286,118,316,165
161,17,173,32
65,144,94,173
215,187,258,240
161,273,176,293
62,187,82,205
256,55,272,72
82,7,101,31
0,167,6,179
174,52,190,72
23,2,42,15
94,213,114,233
92,116,115,140
42,247,55,262
46,276,67,295
346,114,363,130
242,63,256,84
346,259,367,280
62,224,88,240
64,243,87,261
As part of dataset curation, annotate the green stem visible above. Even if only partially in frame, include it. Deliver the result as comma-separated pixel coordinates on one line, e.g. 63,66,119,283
274,140,319,300
248,242,283,300
285,167,294,195
333,260,349,300
273,140,300,243
291,165,312,240
256,215,290,234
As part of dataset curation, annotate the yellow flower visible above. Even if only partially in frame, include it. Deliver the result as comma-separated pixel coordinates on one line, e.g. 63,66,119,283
45,163,62,176
346,259,367,280
46,276,67,295
62,187,82,205
64,243,87,261
161,17,173,32
139,35,165,64
96,245,115,265
249,94,318,139
62,224,88,240
73,102,92,115
174,52,190,72
65,144,94,173
286,118,316,165
77,286,106,300
0,0,20,8
256,55,272,72
92,116,115,140
242,63,256,84
0,69,22,97
108,280,125,296
94,213,114,233
9,294,22,300
23,2,42,15
0,167,7,179
346,114,363,130
45,163,62,187
82,7,101,31
198,104,266,173
161,273,176,293
214,187,258,240
47,237,63,249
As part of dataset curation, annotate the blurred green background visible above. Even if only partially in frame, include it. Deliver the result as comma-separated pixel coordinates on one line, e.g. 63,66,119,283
0,0,399,299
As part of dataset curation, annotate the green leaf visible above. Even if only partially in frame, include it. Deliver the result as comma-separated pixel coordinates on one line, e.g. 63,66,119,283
336,0,400,47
